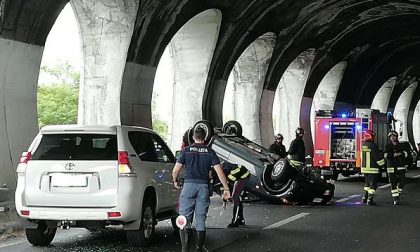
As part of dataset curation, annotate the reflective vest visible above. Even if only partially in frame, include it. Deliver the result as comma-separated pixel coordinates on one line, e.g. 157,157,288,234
361,141,385,174
384,142,409,174
227,165,250,183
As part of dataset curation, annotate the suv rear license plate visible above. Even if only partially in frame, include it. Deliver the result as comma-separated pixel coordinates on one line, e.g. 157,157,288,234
51,173,88,187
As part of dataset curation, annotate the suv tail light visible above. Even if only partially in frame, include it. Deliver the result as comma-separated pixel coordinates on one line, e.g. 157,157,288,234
118,151,135,175
16,152,32,173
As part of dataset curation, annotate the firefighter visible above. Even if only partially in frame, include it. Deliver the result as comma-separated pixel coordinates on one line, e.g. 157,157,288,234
288,127,306,169
269,133,287,158
384,130,409,205
172,127,230,252
220,161,250,228
361,130,385,206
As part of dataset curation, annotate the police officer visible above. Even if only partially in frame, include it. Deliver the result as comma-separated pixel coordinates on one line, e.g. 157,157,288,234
384,130,409,205
288,127,306,169
172,127,230,252
361,130,385,206
220,161,250,228
269,133,287,158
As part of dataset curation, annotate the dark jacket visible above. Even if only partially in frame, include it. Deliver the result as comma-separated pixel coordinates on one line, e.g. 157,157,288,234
384,142,409,174
288,137,305,163
269,143,287,158
361,140,385,174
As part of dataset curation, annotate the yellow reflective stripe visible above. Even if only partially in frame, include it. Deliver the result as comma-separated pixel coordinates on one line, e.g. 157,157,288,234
384,153,388,158
368,189,376,194
363,187,370,191
366,151,371,169
240,171,250,179
377,159,385,166
361,167,379,173
387,168,394,173
397,167,406,170
391,189,399,193
228,174,236,181
403,151,408,158
392,192,399,197
230,168,241,174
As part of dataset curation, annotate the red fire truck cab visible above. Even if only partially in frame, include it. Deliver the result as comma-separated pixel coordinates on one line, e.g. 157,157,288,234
313,109,392,180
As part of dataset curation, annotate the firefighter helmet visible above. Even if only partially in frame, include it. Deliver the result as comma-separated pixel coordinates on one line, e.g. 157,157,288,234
388,130,398,138
275,133,283,141
364,130,375,141
295,127,305,135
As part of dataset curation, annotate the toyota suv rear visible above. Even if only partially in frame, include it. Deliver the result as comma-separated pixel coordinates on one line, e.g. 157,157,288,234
15,125,179,246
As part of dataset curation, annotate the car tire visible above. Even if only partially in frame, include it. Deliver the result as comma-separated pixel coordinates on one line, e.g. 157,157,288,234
126,200,156,246
270,159,290,182
25,221,56,246
222,120,243,136
192,120,214,144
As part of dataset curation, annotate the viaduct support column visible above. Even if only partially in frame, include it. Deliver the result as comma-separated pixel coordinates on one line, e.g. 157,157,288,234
394,82,418,142
371,77,396,113
72,0,139,125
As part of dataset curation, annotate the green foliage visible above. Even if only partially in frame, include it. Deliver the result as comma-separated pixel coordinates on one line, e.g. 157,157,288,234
37,84,79,128
38,62,80,128
151,93,168,140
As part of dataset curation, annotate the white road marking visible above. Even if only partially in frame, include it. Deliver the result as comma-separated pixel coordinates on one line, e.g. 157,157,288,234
335,194,361,202
378,183,391,189
263,212,310,230
411,174,420,178
0,239,26,249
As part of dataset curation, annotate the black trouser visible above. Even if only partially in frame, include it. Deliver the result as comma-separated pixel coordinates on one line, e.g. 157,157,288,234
229,180,245,222
389,172,406,198
363,174,378,196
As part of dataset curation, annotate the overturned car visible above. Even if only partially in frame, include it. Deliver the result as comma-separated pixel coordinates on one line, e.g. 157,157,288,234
186,120,334,204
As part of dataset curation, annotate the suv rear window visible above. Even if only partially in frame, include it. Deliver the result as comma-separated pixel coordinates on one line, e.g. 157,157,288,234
32,134,117,160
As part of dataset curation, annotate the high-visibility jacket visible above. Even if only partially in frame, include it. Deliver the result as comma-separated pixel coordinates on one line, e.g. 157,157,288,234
361,140,385,174
226,165,250,183
384,142,409,174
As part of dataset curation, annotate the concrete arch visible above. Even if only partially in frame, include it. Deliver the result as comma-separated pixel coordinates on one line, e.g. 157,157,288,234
394,82,418,142
272,49,315,148
310,61,347,142
222,32,276,144
72,0,140,125
371,77,397,113
412,101,420,147
407,84,420,148
167,9,222,150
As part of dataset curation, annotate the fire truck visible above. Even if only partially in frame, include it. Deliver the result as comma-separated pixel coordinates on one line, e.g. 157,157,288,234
313,109,400,180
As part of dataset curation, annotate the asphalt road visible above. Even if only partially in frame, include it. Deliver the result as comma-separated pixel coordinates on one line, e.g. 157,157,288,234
1,170,420,252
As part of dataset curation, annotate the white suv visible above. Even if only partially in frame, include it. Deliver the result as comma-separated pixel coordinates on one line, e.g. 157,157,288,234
15,125,179,246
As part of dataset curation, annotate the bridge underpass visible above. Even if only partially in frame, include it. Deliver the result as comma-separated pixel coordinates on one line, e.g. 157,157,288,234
1,0,420,251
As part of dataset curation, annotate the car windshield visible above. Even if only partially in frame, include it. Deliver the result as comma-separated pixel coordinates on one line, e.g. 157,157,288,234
32,134,117,160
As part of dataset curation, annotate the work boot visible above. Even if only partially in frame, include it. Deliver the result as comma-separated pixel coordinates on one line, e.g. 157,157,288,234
366,194,376,206
361,191,368,203
195,230,206,252
179,228,191,252
393,196,400,205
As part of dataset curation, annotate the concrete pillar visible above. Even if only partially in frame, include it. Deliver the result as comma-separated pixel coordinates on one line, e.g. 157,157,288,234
168,9,222,150
72,0,139,125
0,38,42,206
273,49,315,147
310,62,347,142
394,82,418,142
223,33,275,144
413,101,420,146
371,77,396,113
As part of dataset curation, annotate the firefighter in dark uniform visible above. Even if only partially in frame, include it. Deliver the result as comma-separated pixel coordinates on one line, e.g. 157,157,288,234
361,130,385,206
220,161,250,228
172,127,230,252
384,130,409,205
269,133,287,158
288,127,306,169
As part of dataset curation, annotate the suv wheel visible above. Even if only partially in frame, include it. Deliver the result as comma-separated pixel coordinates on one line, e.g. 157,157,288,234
188,120,214,144
126,201,156,246
25,221,56,246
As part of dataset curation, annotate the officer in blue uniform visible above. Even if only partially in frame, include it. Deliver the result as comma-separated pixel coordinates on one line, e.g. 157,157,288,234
172,127,230,252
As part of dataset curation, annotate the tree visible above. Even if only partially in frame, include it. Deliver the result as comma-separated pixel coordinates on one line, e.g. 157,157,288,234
37,62,80,128
151,93,168,140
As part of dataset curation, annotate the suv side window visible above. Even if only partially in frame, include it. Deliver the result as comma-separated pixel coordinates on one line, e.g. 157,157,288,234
150,134,175,163
128,131,158,162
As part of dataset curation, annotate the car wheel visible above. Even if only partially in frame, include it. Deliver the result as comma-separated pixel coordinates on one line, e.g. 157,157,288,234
192,120,214,144
270,159,290,182
126,201,156,246
222,120,243,136
25,221,56,246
